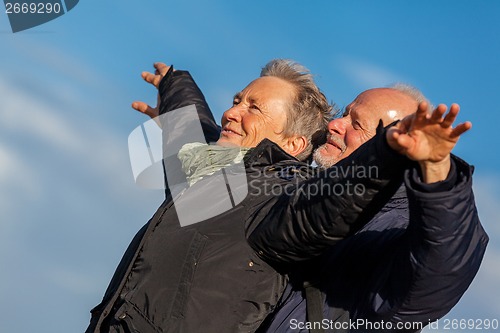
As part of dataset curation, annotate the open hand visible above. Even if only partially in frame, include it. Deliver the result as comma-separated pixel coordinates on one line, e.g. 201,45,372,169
387,102,471,162
131,62,171,121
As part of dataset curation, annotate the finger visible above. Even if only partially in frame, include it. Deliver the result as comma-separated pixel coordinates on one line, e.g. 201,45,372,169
441,103,460,127
141,71,161,87
395,133,415,151
450,121,472,138
386,127,398,146
154,62,170,76
387,127,401,142
415,102,429,123
390,124,408,137
430,104,447,123
132,101,152,114
386,130,406,153
398,114,413,132
398,135,414,150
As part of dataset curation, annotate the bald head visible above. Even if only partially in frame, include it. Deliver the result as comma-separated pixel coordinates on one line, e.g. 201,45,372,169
313,87,424,168
350,88,419,122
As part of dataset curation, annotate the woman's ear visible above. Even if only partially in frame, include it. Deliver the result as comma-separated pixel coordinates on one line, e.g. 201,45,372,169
284,136,307,157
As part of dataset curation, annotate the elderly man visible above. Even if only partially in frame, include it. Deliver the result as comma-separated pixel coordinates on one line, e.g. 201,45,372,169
250,86,488,332
86,60,475,333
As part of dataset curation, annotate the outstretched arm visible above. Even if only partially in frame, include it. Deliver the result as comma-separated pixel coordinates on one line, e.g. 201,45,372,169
367,155,488,326
248,104,472,266
131,62,221,197
131,62,169,121
132,62,220,142
247,124,411,265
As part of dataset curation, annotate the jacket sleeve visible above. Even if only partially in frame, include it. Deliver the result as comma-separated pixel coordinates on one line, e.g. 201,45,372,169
157,68,221,196
158,67,220,142
246,124,413,265
369,155,489,325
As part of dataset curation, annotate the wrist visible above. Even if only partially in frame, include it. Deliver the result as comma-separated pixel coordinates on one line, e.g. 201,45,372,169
418,155,451,184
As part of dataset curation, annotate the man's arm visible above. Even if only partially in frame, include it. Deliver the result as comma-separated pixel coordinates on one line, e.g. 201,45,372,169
367,155,488,325
247,103,472,265
246,124,411,265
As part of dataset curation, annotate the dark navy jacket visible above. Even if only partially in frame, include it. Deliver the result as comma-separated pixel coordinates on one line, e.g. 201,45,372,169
254,157,488,332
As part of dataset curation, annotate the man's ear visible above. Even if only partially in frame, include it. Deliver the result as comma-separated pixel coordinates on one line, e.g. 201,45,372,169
284,136,308,157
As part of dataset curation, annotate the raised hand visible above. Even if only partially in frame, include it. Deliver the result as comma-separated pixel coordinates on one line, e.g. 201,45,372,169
387,102,471,161
387,102,472,183
131,62,171,122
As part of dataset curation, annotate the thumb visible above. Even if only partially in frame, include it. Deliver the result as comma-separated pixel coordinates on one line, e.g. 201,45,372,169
386,127,407,153
132,101,158,119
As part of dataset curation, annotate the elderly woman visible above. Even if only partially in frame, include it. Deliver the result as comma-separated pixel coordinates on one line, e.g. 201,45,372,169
86,60,336,333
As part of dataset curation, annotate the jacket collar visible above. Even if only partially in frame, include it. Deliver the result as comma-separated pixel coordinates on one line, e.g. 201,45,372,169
244,139,299,167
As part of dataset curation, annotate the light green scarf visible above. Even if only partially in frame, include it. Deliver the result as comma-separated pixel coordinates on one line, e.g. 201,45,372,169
178,142,251,186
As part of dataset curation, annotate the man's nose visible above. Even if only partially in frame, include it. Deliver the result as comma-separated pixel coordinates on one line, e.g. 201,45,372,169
328,117,347,136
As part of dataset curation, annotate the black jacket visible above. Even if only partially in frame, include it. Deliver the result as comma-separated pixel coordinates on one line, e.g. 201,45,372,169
86,69,416,333
253,156,488,332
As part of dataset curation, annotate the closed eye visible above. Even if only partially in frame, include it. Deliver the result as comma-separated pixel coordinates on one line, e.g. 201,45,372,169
250,104,261,111
352,120,360,128
341,107,350,118
232,93,242,107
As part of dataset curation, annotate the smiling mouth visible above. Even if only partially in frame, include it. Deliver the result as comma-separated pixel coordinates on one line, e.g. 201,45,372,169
221,128,242,136
327,140,340,150
326,135,346,153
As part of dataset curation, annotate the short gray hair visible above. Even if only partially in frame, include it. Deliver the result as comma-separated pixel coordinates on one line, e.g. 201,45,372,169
261,59,332,161
389,83,433,111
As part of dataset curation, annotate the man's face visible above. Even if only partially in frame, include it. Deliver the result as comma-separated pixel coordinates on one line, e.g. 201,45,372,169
313,88,418,167
217,76,295,149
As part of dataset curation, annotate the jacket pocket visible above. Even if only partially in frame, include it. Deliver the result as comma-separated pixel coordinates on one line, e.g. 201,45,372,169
117,301,163,333
171,230,208,319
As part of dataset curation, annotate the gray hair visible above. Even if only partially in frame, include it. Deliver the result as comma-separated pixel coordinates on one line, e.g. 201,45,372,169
260,59,332,161
389,83,433,111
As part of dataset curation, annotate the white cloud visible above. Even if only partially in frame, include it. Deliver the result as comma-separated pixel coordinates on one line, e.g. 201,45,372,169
0,77,85,153
0,72,139,190
0,142,40,217
334,55,406,89
8,37,114,91
0,79,155,284
0,143,26,183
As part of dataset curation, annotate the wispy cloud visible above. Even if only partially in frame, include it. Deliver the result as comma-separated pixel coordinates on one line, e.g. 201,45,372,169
0,77,85,153
7,36,115,91
0,142,39,217
334,55,407,89
0,68,162,321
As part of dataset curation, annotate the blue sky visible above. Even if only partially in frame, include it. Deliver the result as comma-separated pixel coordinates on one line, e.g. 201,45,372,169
0,1,499,332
